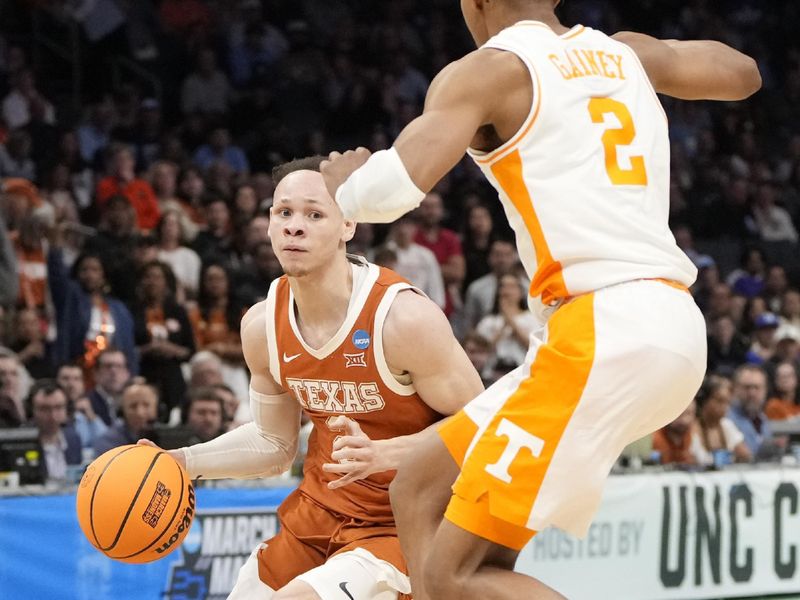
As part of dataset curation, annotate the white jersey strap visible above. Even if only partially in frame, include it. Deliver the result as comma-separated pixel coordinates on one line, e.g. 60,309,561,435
264,278,281,384
373,282,420,396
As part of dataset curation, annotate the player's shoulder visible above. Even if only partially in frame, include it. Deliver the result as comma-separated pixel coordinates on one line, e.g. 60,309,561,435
241,299,268,336
429,47,528,97
383,289,453,345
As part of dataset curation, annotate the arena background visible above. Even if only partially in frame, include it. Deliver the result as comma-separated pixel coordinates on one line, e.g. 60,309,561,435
1,1,800,599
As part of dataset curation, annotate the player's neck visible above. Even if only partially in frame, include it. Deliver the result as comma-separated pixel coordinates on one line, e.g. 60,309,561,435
289,257,353,328
488,8,567,37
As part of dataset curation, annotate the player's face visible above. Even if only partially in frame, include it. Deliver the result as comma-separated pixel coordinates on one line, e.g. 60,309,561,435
269,170,355,278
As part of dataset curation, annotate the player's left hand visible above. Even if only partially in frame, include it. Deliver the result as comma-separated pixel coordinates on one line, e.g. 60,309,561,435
322,415,388,489
320,147,371,202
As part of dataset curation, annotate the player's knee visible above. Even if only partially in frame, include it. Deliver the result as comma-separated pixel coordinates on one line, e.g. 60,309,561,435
272,580,321,600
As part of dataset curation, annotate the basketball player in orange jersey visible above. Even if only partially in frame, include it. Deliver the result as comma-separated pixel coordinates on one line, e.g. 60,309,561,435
319,1,762,598
141,155,483,599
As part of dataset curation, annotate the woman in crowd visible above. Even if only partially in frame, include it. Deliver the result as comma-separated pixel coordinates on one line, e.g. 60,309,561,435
475,272,537,378
155,209,202,300
693,374,751,466
133,261,195,420
765,362,800,420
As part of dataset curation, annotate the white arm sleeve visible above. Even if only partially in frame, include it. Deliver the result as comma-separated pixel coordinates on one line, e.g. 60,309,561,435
181,388,302,480
335,147,426,223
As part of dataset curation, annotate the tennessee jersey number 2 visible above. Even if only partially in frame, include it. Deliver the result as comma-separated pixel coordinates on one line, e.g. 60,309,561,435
588,97,648,186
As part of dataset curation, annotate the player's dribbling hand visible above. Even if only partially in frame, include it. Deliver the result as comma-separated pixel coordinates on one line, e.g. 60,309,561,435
322,415,388,490
320,147,371,202
137,438,188,471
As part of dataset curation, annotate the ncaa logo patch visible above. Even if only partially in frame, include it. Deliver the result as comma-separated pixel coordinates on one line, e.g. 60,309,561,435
352,329,370,350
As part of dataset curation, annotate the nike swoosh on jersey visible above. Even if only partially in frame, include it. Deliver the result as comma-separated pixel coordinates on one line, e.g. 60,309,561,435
283,352,302,363
339,581,355,600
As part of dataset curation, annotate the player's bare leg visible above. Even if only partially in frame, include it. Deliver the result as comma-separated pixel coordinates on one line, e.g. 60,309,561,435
390,428,459,599
424,519,566,600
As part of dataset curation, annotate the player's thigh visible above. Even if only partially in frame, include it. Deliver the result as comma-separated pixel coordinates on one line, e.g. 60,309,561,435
228,545,276,600
293,549,407,600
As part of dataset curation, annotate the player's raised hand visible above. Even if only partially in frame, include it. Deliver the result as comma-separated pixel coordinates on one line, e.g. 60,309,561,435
320,147,371,202
322,415,389,490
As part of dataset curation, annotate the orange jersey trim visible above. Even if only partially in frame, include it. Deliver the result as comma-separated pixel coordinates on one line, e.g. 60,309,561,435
490,149,568,304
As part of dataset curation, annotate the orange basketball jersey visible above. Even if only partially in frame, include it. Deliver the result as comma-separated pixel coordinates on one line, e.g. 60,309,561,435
265,256,441,522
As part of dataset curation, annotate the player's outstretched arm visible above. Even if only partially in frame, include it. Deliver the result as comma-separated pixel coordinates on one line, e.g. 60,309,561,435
612,31,761,101
140,302,303,480
322,291,484,489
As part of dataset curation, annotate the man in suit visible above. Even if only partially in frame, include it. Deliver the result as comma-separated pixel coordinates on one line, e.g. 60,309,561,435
28,380,82,480
87,348,131,426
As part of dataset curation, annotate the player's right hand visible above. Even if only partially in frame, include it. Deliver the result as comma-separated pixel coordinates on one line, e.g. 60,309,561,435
137,438,187,471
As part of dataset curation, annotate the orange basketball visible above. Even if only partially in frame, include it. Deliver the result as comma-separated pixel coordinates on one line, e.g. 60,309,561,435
76,444,195,563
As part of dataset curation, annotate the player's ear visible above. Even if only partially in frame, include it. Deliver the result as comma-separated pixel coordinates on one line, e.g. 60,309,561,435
342,219,356,243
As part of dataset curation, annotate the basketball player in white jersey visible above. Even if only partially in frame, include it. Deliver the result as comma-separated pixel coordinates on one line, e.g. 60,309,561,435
142,156,483,600
320,1,761,598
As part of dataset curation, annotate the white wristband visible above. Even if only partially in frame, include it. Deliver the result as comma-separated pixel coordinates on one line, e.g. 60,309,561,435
335,147,426,223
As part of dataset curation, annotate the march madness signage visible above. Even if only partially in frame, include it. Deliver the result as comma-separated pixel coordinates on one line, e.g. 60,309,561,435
163,507,279,600
517,469,800,600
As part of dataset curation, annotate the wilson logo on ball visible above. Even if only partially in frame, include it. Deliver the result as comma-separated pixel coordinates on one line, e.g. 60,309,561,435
156,484,196,555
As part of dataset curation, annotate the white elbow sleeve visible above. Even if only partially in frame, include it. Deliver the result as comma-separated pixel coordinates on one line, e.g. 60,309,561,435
335,147,426,223
182,389,301,480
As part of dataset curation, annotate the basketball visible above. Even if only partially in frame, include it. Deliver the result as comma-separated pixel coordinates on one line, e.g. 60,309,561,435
75,444,195,564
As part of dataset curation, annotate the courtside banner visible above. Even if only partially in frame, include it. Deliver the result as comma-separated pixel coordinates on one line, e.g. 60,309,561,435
518,468,800,599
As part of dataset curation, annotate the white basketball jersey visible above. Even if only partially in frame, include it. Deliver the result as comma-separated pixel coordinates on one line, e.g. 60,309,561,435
468,22,696,312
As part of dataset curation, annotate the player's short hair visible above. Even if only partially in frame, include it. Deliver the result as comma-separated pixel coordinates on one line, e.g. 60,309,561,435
272,156,327,186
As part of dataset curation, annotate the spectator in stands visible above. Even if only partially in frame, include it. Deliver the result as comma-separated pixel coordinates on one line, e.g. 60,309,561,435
414,191,465,317
476,273,538,378
707,315,750,375
2,68,55,130
692,375,751,466
729,364,776,458
76,97,115,166
176,166,207,226
192,196,233,263
765,362,800,420
155,210,202,299
752,180,798,242
747,312,780,364
14,214,51,310
188,350,224,388
150,161,199,241
0,352,28,427
463,239,520,331
183,386,225,443
673,224,715,269
86,348,131,427
190,262,245,366
180,48,231,116
462,331,495,387
27,380,81,480
133,261,195,420
776,290,800,342
764,265,789,313
0,129,36,180
727,247,766,298
234,240,282,306
383,214,445,308
461,202,495,291
95,144,160,231
47,248,138,374
193,127,250,179
56,363,107,449
10,307,54,379
653,401,697,466
232,183,259,226
93,382,158,456
705,283,734,323
211,382,245,430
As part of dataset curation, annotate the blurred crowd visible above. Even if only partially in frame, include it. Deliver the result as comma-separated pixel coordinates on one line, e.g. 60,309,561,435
0,0,799,483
